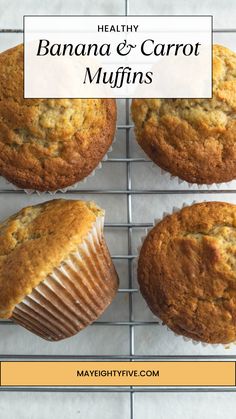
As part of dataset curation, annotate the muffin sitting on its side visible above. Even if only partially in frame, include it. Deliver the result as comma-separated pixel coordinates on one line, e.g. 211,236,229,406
132,45,236,185
0,45,116,191
0,199,118,340
138,202,236,344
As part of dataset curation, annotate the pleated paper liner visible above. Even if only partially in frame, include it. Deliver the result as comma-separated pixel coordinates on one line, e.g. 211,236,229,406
146,159,236,191
4,134,117,195
11,216,119,341
136,200,233,349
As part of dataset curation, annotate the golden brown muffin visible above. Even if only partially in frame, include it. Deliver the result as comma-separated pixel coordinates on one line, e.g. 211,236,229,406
0,44,116,191
0,199,118,340
138,201,236,344
132,45,236,184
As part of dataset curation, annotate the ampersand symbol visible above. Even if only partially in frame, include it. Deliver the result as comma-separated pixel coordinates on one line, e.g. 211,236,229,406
117,39,136,56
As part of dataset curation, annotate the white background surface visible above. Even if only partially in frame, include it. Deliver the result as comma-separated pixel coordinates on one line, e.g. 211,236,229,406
0,1,236,418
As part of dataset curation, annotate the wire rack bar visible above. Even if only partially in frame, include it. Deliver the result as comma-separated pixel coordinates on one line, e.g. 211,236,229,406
0,320,159,326
0,189,236,194
105,223,152,227
104,158,149,162
124,1,134,415
0,387,235,393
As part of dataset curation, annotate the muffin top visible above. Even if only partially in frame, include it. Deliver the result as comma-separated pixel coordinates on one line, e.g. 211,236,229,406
0,199,103,318
138,201,236,344
0,44,116,191
132,44,236,184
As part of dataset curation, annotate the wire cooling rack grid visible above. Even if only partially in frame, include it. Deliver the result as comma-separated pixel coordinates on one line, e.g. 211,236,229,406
1,1,236,419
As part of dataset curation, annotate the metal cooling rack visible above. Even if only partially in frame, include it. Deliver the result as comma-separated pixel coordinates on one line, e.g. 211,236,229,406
1,1,236,418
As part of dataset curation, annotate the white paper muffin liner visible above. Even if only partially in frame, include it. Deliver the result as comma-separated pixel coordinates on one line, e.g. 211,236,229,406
4,133,117,195
137,199,231,349
11,216,119,341
149,160,236,191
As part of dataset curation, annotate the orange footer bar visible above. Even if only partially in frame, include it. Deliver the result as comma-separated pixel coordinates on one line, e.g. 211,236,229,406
0,361,235,387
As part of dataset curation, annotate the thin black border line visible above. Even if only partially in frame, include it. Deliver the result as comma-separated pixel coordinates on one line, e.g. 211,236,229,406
2,360,233,362
1,360,235,388
0,356,236,360
0,387,236,392
0,388,235,393
24,14,213,18
211,15,213,97
1,29,236,32
23,14,213,100
23,16,25,100
235,362,236,387
3,384,236,393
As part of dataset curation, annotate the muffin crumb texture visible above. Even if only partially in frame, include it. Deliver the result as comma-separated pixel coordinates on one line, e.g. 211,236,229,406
0,199,103,318
132,44,236,184
138,202,236,344
0,44,116,190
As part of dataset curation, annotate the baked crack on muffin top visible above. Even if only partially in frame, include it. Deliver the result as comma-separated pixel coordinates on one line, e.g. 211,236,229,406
138,202,236,344
132,44,236,184
0,44,116,191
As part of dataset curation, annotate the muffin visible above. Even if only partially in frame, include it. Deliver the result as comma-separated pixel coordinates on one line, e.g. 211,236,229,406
138,201,236,344
0,44,116,191
132,44,236,185
0,199,118,340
